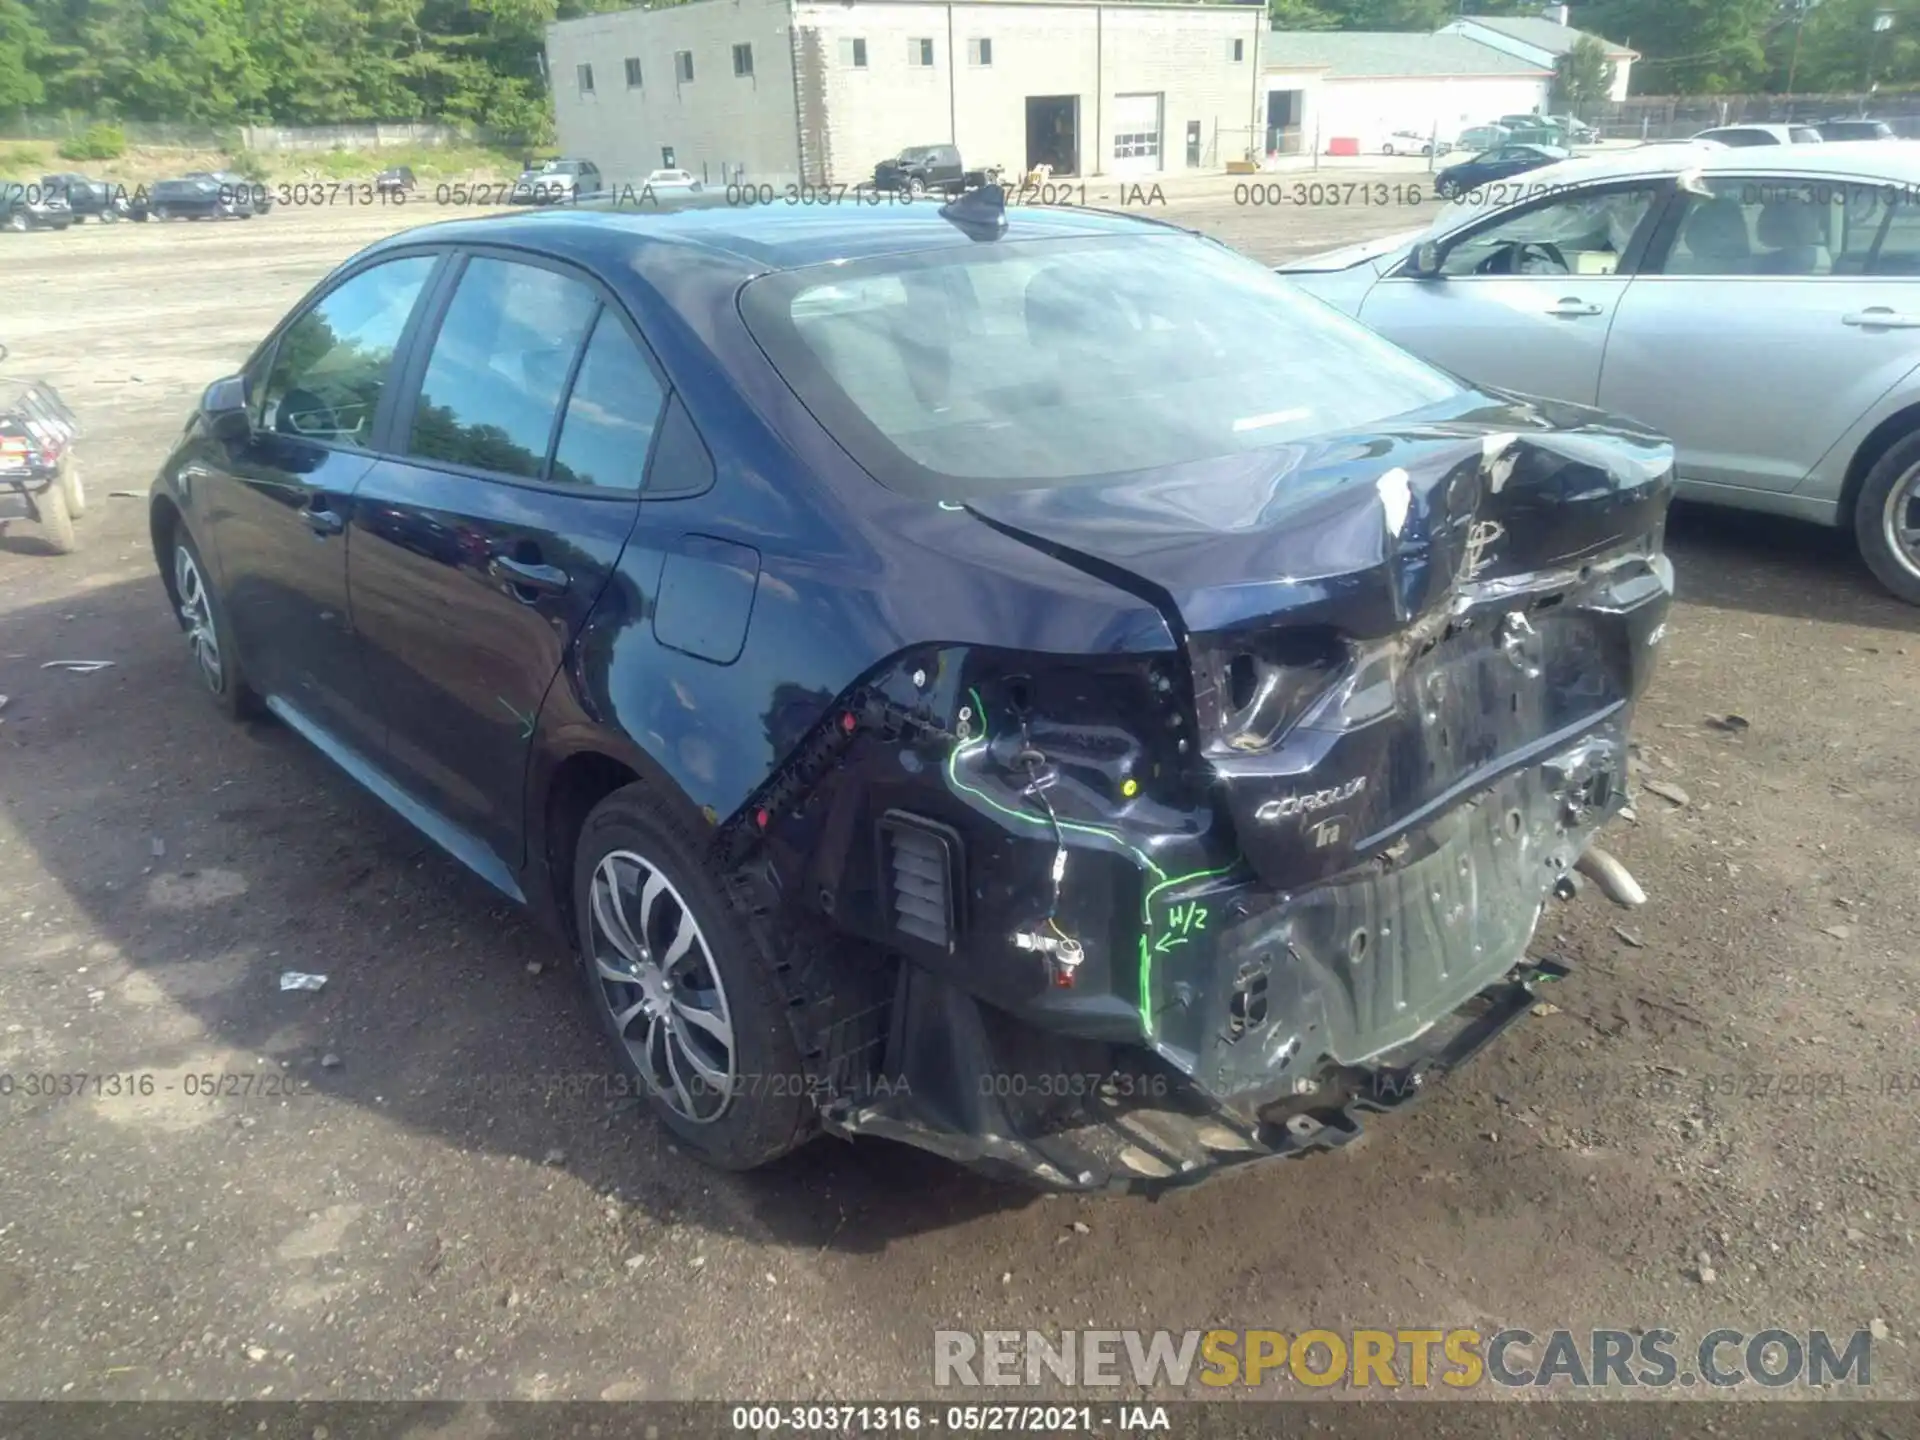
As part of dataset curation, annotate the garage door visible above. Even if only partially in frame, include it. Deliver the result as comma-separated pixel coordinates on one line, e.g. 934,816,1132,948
1111,92,1163,176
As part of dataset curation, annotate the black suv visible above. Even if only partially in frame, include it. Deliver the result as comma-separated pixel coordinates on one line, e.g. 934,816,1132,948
872,144,965,198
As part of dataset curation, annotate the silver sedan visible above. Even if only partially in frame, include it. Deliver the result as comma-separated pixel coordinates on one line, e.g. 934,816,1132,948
1282,142,1920,604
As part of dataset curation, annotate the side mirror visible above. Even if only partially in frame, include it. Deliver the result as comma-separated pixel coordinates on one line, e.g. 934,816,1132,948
201,374,251,442
1406,240,1444,278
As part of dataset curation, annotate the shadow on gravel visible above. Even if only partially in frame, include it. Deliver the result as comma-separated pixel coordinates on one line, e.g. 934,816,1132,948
0,574,1031,1259
1664,501,1920,631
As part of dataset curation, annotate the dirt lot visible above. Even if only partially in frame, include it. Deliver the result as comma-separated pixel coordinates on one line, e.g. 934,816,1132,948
1,180,1917,1416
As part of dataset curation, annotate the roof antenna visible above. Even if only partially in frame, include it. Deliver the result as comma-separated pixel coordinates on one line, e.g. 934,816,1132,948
938,183,1007,241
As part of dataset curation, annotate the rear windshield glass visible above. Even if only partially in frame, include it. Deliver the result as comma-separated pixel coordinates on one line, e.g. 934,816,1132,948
739,233,1462,497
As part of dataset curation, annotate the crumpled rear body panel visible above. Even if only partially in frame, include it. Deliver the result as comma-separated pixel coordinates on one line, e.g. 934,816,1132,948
723,393,1674,1189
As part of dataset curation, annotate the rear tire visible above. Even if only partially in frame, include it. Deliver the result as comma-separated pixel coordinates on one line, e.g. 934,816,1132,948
169,526,262,718
572,784,815,1170
60,456,86,518
1854,431,1920,605
32,477,75,554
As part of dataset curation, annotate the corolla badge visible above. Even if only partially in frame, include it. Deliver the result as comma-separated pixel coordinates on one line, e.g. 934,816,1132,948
1255,776,1367,824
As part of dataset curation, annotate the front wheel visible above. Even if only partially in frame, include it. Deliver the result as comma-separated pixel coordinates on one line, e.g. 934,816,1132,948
907,176,926,199
1855,432,1920,605
573,785,815,1170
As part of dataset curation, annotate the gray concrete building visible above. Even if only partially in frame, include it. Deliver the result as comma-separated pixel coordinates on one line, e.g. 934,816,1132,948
545,0,1269,190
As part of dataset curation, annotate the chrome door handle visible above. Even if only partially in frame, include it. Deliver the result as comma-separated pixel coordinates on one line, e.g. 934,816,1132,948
1545,298,1604,317
489,554,570,597
1842,308,1920,328
302,505,345,537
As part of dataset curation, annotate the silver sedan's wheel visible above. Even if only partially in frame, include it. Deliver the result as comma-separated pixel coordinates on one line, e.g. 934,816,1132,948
587,849,736,1123
1855,433,1920,605
174,541,224,692
1883,464,1920,581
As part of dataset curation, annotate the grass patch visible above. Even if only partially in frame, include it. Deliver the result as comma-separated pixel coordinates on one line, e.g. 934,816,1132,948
0,143,49,172
264,144,527,184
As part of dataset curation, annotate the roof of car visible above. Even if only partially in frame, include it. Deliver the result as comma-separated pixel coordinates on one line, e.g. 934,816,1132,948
363,199,1185,274
1427,139,1920,237
1501,138,1920,186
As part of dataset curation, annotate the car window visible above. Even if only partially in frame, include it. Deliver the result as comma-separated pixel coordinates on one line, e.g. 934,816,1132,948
740,233,1463,494
1837,184,1920,275
257,255,437,447
550,314,666,492
1790,127,1823,143
407,258,600,480
1440,185,1661,278
1658,178,1839,277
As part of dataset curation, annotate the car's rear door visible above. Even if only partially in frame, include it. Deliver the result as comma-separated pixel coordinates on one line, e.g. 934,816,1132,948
1598,172,1920,495
198,250,443,754
1355,179,1667,405
347,249,666,882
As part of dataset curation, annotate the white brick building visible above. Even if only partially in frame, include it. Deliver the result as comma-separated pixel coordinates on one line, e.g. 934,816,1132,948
546,0,1269,190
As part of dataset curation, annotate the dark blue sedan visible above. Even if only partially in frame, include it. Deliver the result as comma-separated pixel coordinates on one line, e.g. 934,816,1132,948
150,191,1674,1190
1433,143,1572,200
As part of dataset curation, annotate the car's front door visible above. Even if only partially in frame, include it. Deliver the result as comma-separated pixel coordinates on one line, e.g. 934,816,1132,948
348,251,666,880
200,252,441,751
1357,180,1665,405
1599,173,1920,494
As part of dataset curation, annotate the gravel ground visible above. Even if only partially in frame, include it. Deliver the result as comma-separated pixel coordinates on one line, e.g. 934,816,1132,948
0,181,1916,1415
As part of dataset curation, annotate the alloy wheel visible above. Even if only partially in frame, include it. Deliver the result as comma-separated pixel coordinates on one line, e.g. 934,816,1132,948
173,543,224,691
588,849,736,1123
1887,464,1920,582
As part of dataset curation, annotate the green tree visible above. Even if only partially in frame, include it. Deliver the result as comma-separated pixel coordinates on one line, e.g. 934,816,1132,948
0,0,48,114
1776,0,1920,91
1587,0,1779,93
1269,0,1337,28
1553,32,1616,106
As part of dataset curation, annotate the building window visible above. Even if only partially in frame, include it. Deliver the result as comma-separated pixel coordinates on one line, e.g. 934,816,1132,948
967,37,992,67
624,57,642,88
1232,38,1244,62
733,42,753,77
576,63,595,95
840,37,867,68
1115,129,1160,161
909,37,934,67
675,50,694,83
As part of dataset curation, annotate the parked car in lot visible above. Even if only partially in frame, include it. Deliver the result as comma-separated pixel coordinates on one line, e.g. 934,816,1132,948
642,168,703,192
1495,115,1569,146
1816,118,1897,142
1432,143,1569,198
1691,123,1824,146
509,158,602,204
150,197,1672,1189
39,172,130,222
1,180,72,232
0,342,85,553
375,165,417,196
872,144,965,197
148,172,256,221
1545,114,1600,145
1380,129,1448,157
1455,124,1510,152
1281,142,1920,604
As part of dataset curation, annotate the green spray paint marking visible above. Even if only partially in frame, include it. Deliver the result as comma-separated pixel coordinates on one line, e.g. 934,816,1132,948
943,686,1240,1039
496,696,537,741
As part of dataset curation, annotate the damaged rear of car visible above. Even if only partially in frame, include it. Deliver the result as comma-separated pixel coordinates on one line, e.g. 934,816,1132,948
724,224,1673,1189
